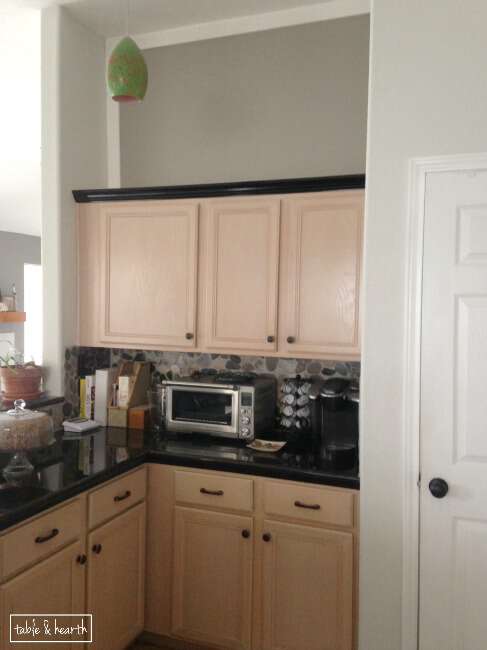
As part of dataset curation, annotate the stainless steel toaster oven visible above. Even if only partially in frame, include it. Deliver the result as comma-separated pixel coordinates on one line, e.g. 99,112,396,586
162,372,276,441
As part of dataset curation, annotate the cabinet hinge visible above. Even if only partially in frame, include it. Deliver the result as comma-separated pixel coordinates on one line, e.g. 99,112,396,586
417,472,422,488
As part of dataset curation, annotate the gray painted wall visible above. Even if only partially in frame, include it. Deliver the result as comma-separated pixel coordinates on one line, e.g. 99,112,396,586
0,231,41,354
120,15,369,187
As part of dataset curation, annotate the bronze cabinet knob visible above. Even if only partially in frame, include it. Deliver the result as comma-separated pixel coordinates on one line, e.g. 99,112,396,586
242,529,251,539
266,335,275,343
286,336,295,344
185,332,194,340
262,533,272,542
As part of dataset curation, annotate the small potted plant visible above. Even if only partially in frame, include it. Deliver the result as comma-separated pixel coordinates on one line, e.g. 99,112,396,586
0,348,43,405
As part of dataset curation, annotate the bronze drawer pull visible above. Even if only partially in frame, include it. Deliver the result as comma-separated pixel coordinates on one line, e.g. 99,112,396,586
92,544,102,554
294,500,321,511
114,490,131,502
35,528,59,544
76,554,87,565
200,488,224,496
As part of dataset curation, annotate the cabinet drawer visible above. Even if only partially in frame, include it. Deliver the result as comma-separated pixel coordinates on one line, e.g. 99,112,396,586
2,499,82,579
175,470,253,513
89,467,147,529
263,480,355,528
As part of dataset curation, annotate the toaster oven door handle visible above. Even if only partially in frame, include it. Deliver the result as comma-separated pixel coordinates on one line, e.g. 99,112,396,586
200,488,224,496
294,500,321,511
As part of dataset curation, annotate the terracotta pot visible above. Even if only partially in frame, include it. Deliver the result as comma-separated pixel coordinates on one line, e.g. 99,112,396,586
0,365,43,403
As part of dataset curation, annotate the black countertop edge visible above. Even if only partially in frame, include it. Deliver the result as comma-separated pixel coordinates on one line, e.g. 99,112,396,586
0,455,146,532
0,396,64,412
145,450,360,490
0,441,359,532
72,174,366,203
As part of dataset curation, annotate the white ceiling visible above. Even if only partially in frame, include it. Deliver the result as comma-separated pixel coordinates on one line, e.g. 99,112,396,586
2,0,336,37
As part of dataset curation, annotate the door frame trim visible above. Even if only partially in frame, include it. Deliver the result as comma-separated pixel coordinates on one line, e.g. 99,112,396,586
402,152,487,650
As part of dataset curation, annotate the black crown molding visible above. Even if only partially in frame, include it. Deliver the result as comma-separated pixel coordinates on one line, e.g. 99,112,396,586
72,174,365,203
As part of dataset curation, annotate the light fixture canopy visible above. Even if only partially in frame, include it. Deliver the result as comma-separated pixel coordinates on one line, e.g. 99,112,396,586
107,35,148,103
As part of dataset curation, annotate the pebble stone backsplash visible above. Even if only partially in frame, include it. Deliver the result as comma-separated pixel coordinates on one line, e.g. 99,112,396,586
64,346,360,419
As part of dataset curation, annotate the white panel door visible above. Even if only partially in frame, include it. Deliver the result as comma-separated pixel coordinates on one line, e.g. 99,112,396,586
420,169,487,650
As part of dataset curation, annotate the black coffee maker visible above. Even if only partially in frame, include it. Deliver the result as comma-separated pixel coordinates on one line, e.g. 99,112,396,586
309,377,359,470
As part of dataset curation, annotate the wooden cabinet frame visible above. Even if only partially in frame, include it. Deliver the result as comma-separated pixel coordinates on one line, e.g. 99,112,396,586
0,464,358,650
98,201,199,349
280,191,363,358
78,190,364,359
146,464,359,650
204,198,281,353
0,468,147,650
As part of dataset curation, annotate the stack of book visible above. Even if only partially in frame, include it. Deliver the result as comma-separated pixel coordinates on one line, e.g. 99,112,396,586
79,368,118,426
78,363,151,430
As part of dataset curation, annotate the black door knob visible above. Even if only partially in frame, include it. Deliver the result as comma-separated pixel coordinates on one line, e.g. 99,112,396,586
429,478,449,498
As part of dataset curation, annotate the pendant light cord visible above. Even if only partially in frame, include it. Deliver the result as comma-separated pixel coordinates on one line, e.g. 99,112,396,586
125,0,129,36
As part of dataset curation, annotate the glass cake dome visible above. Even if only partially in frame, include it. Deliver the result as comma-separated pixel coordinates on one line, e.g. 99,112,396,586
0,400,54,485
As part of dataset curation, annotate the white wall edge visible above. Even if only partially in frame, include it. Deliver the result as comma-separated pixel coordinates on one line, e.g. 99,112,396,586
106,36,121,188
402,151,487,650
41,5,64,395
127,0,370,50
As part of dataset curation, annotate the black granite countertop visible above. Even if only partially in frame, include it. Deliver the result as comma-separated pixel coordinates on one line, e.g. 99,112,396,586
0,427,359,532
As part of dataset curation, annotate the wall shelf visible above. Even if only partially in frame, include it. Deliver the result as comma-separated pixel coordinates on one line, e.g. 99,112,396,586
0,312,26,323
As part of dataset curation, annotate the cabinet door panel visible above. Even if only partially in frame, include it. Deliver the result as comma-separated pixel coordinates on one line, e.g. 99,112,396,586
172,506,253,650
1,541,86,650
205,199,280,351
281,191,363,358
99,201,199,348
261,520,353,650
87,503,146,650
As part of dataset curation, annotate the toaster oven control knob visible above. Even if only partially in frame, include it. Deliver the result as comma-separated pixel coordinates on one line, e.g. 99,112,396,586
241,427,251,437
241,416,250,425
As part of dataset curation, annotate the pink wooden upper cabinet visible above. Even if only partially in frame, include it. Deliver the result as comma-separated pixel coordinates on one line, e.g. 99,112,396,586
98,201,199,349
279,191,363,359
203,198,280,352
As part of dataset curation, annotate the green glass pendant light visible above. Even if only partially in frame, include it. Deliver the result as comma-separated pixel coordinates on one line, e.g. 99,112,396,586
107,0,148,102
